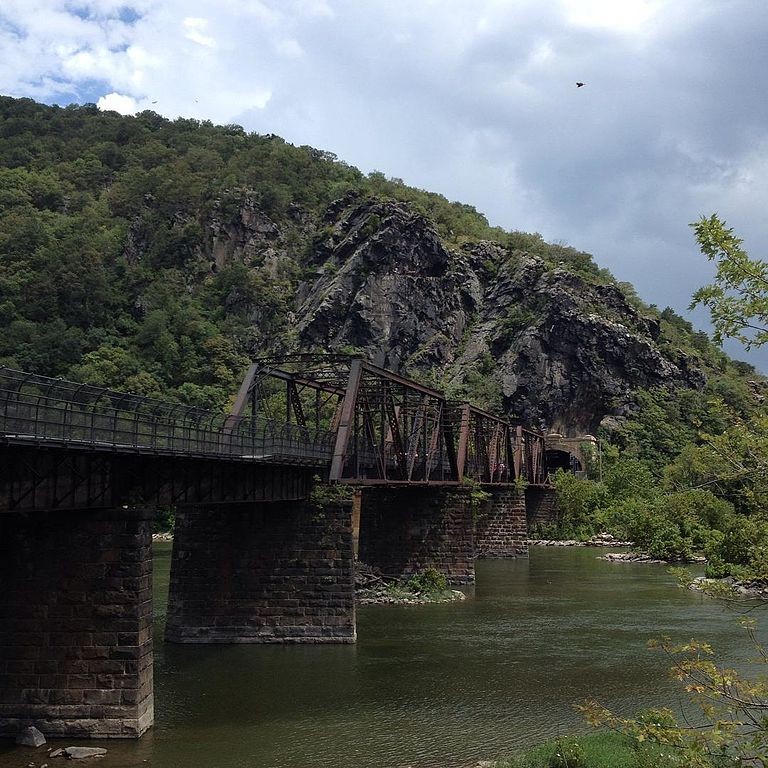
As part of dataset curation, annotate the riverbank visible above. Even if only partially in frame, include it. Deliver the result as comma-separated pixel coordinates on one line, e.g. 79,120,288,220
479,731,657,768
528,533,632,548
689,574,768,598
528,535,709,566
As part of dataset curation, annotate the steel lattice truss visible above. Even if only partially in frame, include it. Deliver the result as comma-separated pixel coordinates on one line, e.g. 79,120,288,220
0,357,545,492
231,355,545,486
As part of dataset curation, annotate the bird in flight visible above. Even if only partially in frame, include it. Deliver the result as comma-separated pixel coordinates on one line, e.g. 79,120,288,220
576,82,585,88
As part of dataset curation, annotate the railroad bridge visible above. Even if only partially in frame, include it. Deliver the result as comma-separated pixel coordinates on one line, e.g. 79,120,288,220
0,355,566,740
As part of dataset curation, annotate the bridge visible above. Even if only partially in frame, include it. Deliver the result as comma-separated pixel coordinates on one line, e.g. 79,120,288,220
0,356,559,741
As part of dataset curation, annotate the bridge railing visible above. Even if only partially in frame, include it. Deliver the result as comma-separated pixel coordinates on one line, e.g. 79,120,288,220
0,368,335,465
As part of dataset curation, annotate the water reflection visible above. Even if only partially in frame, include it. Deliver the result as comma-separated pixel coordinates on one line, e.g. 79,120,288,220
0,545,749,768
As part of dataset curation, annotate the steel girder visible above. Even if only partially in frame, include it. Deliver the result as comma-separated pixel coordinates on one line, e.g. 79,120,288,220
233,356,545,486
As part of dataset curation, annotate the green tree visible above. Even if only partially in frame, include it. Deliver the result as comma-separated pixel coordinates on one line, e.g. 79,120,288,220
691,214,768,349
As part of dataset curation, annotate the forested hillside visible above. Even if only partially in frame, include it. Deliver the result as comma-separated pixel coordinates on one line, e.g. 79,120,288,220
4,94,768,574
0,96,757,419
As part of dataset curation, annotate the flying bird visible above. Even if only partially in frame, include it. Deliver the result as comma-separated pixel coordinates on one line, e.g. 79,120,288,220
576,82,585,88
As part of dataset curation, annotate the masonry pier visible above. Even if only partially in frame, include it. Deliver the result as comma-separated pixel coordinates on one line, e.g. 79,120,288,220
475,487,528,558
525,486,560,532
165,500,356,644
358,487,475,584
0,508,154,739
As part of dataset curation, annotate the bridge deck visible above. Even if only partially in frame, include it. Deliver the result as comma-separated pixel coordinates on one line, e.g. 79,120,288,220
0,359,547,491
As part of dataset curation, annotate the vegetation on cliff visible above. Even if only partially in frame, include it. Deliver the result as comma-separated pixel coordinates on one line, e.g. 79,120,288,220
544,216,768,588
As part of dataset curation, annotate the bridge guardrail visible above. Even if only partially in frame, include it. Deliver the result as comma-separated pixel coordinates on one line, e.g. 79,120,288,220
0,368,335,465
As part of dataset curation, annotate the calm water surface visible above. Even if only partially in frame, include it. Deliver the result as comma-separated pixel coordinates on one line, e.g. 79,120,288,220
1,545,754,768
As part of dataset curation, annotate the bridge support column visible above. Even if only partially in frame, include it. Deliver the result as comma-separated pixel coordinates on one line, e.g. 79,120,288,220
358,487,474,584
525,487,560,533
0,508,153,739
475,488,528,558
165,499,356,644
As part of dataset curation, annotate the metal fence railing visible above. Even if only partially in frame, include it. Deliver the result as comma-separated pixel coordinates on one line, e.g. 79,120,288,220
0,367,335,465
0,366,549,484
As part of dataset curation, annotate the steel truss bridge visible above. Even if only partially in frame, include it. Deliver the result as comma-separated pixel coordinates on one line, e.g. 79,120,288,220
0,355,545,511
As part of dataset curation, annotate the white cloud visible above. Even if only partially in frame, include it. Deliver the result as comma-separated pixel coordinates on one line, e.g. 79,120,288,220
97,91,139,113
183,17,216,48
276,38,304,58
560,0,662,32
295,0,334,19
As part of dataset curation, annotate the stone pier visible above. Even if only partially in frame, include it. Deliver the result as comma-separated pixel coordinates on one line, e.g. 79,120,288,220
475,488,528,558
165,500,356,644
0,508,154,739
358,487,474,584
525,486,560,531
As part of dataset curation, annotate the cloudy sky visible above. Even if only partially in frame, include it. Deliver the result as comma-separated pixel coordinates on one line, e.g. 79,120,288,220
2,0,768,369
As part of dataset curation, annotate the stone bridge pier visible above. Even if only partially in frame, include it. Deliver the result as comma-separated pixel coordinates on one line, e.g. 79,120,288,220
0,507,154,739
357,487,475,584
474,488,528,558
165,499,356,644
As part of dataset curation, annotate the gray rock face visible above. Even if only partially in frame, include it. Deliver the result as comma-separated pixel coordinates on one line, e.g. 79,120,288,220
297,198,476,372
15,726,46,747
295,197,704,434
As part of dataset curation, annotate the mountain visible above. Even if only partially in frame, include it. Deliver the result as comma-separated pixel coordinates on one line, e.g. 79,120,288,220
0,96,762,442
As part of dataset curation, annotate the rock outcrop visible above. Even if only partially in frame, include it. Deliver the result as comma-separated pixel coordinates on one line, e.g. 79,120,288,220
294,196,705,434
297,197,476,373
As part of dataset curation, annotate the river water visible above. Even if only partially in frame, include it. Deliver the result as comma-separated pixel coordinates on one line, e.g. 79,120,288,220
0,544,756,768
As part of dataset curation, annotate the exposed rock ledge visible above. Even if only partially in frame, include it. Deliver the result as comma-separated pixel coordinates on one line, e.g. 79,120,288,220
528,533,633,548
600,552,706,564
689,575,768,598
600,552,666,564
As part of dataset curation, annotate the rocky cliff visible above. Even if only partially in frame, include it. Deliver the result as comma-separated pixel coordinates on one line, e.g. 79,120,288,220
210,192,705,435
1,97,753,435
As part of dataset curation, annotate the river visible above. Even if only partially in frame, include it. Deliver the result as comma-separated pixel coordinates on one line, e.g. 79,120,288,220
0,544,756,768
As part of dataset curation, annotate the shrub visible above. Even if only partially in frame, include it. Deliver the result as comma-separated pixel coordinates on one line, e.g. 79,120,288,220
551,470,608,539
407,568,448,594
548,739,586,768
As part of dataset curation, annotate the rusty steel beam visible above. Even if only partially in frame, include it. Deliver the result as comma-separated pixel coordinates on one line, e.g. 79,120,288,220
513,425,523,481
252,366,346,396
455,403,471,479
358,361,445,400
287,381,307,428
228,363,259,421
329,359,364,481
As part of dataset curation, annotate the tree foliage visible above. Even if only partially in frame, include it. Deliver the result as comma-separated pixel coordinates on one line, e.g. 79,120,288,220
582,625,768,767
691,214,768,349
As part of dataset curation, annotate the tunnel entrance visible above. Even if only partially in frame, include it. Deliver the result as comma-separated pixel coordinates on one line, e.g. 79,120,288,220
544,449,582,476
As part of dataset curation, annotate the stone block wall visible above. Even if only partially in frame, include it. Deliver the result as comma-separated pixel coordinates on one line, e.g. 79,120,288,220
165,500,356,644
358,487,474,584
525,486,560,532
475,488,528,558
0,508,154,739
